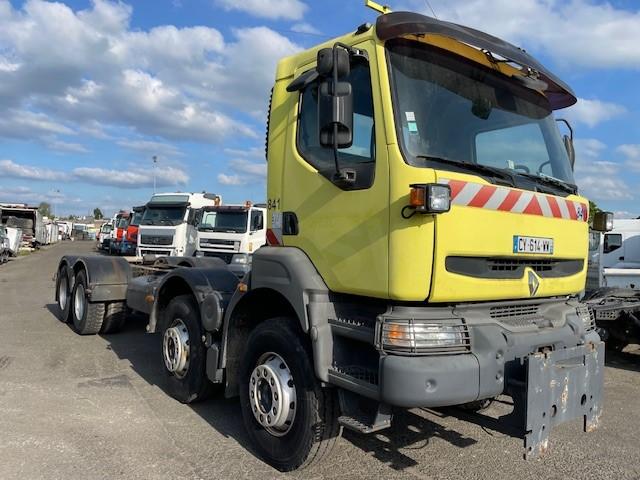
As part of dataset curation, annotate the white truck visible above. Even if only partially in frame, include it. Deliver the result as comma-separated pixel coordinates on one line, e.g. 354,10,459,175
585,218,640,351
0,204,45,248
137,192,221,258
195,203,266,276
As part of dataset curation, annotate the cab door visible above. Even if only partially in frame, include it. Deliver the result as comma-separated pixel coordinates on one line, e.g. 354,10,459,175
280,42,390,298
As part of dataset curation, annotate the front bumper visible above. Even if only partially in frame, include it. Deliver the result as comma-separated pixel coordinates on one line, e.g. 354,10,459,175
355,298,603,458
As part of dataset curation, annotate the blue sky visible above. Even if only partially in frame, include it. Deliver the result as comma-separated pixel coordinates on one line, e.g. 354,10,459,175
0,0,639,217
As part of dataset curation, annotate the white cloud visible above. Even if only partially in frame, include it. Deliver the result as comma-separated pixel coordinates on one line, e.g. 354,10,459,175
0,159,188,189
572,139,633,202
577,176,633,201
0,159,68,181
617,144,640,160
45,138,90,154
0,0,300,150
613,210,638,219
291,22,321,35
565,98,626,128
223,147,265,159
217,173,246,186
213,0,307,20
403,0,640,69
117,139,183,157
73,165,188,188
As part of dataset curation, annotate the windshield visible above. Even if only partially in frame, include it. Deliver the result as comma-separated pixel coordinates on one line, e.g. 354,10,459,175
199,211,248,233
101,224,112,233
130,211,143,226
387,39,575,185
141,206,186,226
116,217,129,228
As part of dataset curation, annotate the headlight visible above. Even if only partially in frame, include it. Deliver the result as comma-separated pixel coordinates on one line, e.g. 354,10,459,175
409,183,451,214
380,320,470,354
576,304,595,331
232,253,250,264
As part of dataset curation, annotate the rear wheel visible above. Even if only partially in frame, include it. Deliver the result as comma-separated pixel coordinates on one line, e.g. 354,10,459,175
55,265,72,323
161,295,214,403
239,318,340,472
101,302,127,334
71,270,105,335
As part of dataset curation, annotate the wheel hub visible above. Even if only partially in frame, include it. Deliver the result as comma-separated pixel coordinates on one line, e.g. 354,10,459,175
163,319,190,377
73,283,85,320
249,353,296,436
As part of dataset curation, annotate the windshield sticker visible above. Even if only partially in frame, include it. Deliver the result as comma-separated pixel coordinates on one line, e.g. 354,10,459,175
408,122,418,133
405,111,416,121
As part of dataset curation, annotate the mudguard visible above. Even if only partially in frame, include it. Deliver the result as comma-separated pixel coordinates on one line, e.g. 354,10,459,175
56,255,132,302
148,266,239,334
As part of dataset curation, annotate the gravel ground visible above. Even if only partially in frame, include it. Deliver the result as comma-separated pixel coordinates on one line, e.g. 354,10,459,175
0,241,639,480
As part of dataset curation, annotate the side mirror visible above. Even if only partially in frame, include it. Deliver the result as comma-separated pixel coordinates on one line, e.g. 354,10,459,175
563,134,575,169
317,46,353,149
592,211,613,232
318,80,353,148
556,118,575,169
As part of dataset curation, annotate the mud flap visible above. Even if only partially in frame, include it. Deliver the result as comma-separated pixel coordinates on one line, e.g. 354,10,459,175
523,341,604,459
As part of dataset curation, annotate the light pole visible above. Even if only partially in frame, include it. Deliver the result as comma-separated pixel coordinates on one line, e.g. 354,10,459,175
152,155,158,193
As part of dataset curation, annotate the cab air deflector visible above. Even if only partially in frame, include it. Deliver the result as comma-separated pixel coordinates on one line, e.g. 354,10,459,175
376,11,577,109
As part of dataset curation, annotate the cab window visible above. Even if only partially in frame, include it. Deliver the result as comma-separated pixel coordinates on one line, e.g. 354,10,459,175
603,233,622,254
297,59,375,190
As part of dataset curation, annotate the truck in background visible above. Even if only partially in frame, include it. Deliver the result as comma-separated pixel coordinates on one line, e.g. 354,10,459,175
195,202,266,277
54,4,609,471
0,203,45,248
120,206,145,256
137,192,221,258
585,217,640,351
110,211,130,254
97,222,114,251
0,225,10,264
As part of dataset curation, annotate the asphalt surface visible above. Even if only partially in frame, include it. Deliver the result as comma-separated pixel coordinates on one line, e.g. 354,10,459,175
1,241,639,480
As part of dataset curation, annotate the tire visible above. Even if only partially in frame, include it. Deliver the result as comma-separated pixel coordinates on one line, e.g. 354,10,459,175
71,270,105,335
55,265,72,323
101,302,127,334
239,318,340,472
161,295,214,403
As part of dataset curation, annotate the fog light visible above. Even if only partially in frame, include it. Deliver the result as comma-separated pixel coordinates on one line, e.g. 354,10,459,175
408,184,451,214
380,320,469,354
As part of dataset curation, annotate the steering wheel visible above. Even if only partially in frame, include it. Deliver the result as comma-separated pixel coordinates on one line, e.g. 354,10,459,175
537,160,551,174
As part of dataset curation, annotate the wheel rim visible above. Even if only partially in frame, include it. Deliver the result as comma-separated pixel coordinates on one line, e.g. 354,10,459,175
74,283,85,320
249,352,296,437
59,274,68,310
163,319,190,378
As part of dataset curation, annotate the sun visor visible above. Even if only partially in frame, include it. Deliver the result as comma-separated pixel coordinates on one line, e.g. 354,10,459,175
376,12,576,109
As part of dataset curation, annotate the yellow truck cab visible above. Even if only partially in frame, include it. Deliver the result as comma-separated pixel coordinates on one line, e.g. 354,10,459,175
54,6,609,472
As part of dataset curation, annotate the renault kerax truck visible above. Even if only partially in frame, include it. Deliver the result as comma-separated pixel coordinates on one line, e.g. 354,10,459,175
55,5,610,472
136,192,221,258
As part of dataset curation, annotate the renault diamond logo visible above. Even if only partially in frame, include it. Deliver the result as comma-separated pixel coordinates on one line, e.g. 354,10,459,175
528,271,540,297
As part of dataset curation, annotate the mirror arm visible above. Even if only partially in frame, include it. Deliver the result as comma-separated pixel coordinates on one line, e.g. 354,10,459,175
556,118,573,141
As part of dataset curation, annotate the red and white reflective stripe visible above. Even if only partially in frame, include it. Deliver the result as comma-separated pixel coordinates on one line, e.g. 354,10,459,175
266,228,282,246
439,178,588,221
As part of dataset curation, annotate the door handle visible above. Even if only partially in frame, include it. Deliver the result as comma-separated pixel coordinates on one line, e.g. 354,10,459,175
619,256,625,261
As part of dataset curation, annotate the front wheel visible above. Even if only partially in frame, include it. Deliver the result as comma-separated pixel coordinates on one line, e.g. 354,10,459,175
239,318,340,472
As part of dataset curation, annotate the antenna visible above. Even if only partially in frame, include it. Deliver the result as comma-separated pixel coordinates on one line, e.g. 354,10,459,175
365,0,391,15
424,0,439,19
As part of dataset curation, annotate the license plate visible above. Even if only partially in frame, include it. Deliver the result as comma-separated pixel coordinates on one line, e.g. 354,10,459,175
513,235,554,254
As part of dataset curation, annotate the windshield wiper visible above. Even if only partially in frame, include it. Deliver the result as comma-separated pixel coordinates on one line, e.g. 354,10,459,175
515,172,577,194
415,155,516,187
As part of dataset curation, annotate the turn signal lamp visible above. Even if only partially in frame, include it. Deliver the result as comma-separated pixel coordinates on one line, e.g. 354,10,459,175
409,184,451,214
